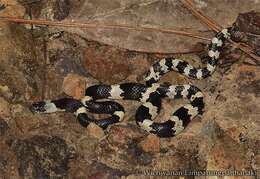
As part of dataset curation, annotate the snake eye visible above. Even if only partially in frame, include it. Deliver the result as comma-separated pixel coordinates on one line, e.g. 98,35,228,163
30,101,47,113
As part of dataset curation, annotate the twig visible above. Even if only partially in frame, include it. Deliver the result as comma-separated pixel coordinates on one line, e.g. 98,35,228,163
180,0,221,32
0,16,210,42
243,61,259,66
180,0,260,65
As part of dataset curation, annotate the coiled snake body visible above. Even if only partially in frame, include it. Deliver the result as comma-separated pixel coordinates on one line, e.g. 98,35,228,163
30,27,234,138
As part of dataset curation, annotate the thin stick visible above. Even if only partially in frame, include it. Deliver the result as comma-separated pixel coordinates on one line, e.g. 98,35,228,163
0,16,211,41
180,0,221,32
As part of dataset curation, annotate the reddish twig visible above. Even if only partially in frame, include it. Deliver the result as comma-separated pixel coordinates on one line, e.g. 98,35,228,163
180,0,221,32
0,16,211,41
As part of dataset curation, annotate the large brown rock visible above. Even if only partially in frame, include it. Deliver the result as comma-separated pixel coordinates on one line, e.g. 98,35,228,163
0,97,11,119
62,73,86,99
83,45,131,83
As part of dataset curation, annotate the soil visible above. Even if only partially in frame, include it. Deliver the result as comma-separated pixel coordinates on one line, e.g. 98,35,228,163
0,1,259,179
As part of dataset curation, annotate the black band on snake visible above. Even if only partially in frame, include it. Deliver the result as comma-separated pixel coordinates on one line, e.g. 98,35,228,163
30,27,234,138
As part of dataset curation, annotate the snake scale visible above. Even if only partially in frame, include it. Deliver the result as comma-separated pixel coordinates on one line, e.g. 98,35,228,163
30,27,235,138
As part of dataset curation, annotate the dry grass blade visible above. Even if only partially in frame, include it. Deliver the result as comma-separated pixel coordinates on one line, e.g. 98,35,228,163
180,0,221,32
0,16,211,41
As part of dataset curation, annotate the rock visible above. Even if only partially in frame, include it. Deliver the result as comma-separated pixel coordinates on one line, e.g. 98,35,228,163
206,141,252,172
0,119,9,136
0,144,19,179
0,20,46,102
0,155,8,178
0,0,259,177
107,125,144,147
50,38,89,77
97,135,154,171
128,54,150,82
62,73,86,99
96,125,154,170
74,135,99,161
215,94,227,103
12,104,44,133
239,79,260,97
63,1,260,53
200,119,255,176
0,97,11,119
235,11,260,35
10,135,72,179
153,155,186,170
87,123,105,139
83,45,131,83
253,154,260,170
0,0,25,18
86,162,128,179
140,134,160,153
234,11,260,55
0,85,13,99
20,0,70,20
236,65,257,81
10,103,24,115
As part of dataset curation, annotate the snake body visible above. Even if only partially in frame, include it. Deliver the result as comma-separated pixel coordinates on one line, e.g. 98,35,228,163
30,27,234,138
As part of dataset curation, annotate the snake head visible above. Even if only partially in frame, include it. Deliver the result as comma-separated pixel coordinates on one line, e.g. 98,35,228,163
30,101,48,113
